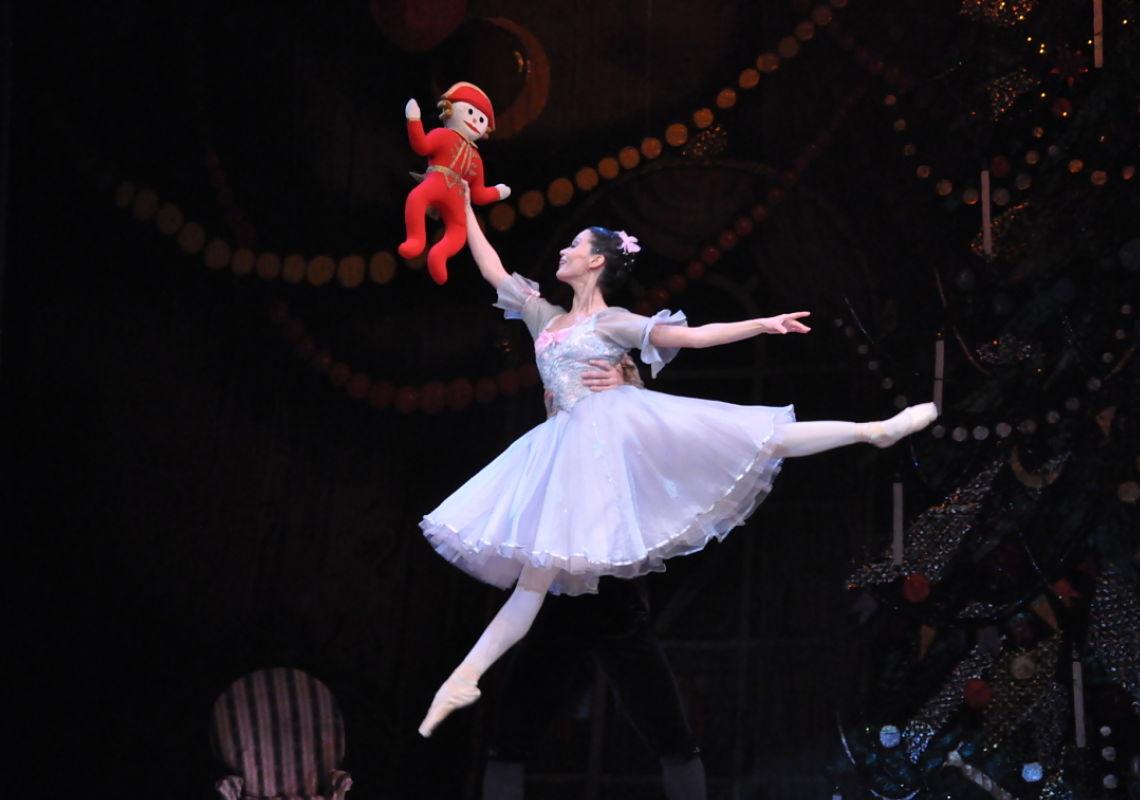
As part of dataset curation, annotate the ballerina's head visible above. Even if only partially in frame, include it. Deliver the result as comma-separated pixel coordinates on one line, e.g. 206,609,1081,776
556,227,640,298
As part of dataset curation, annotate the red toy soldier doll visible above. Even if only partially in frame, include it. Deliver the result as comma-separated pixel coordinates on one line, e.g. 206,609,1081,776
399,82,511,284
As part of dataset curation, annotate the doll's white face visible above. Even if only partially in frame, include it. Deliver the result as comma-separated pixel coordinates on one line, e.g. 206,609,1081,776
556,230,605,282
446,101,490,140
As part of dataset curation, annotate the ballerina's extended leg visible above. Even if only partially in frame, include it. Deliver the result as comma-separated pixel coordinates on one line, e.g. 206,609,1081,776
418,565,558,737
772,402,938,458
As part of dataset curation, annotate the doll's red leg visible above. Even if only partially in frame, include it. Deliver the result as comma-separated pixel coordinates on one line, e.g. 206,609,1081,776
398,185,430,260
424,197,468,285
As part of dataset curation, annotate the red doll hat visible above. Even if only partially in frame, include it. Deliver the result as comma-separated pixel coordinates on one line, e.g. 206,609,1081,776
441,81,495,132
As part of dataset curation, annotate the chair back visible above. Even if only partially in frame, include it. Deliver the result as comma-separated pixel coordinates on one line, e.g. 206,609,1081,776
210,667,346,798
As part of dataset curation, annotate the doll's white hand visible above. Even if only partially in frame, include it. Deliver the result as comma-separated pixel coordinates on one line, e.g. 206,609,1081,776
405,98,421,120
495,183,511,200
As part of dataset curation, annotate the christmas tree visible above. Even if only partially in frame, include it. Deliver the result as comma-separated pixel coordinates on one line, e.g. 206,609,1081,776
830,1,1139,797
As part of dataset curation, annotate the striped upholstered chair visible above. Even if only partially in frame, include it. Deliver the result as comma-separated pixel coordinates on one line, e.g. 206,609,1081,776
210,668,353,800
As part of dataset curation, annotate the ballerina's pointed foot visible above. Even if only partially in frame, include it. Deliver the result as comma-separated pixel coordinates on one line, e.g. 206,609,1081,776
862,402,939,448
417,673,481,738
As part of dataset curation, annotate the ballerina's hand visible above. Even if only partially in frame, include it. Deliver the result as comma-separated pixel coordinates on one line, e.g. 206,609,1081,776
581,359,625,391
760,311,812,334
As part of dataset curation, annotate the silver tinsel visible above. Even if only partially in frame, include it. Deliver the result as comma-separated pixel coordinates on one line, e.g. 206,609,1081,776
946,750,1014,799
986,67,1039,120
976,335,1042,366
969,201,1032,262
959,0,1038,27
1088,564,1140,713
903,721,935,763
1040,767,1074,800
682,124,728,159
981,632,1063,750
1031,679,1067,768
849,459,1004,588
958,600,1000,620
903,644,996,761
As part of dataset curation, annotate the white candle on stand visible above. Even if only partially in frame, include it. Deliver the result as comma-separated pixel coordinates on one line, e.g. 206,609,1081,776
933,335,945,412
1073,651,1087,747
1093,0,1104,68
891,479,904,566
981,169,993,256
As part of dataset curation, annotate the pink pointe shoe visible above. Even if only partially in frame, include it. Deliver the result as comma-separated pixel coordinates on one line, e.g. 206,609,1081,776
861,402,939,448
417,672,481,738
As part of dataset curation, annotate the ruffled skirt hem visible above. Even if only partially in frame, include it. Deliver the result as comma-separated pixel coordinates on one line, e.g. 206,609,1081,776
420,412,789,596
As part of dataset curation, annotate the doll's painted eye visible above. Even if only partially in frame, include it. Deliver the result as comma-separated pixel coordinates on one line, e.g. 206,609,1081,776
478,116,485,124
467,108,474,115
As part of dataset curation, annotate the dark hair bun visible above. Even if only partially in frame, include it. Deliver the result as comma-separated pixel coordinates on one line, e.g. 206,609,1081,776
589,226,638,296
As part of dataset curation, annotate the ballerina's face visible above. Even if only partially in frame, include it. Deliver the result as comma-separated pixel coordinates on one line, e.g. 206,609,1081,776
556,230,605,283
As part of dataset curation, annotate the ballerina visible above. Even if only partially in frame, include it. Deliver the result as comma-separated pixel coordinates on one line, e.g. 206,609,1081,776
484,358,709,799
417,192,938,737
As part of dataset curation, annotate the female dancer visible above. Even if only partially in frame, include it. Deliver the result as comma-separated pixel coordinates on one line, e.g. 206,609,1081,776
417,194,938,737
485,358,708,799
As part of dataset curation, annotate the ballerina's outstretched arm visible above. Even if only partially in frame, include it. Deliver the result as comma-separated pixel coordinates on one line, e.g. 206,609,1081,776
643,309,939,456
462,183,510,290
648,311,812,350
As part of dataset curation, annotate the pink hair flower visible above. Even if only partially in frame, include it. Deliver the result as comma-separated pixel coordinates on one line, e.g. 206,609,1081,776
616,230,641,255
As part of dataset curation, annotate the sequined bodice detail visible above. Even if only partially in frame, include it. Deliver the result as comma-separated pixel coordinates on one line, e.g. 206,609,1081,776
536,316,627,412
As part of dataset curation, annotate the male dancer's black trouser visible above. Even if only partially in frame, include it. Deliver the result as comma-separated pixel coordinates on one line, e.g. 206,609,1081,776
486,577,702,785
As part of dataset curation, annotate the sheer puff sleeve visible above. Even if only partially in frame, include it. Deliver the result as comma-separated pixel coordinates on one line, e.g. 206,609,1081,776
493,273,565,339
594,308,688,378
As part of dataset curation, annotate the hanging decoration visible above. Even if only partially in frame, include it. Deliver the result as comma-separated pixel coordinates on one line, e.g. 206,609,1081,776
834,21,1137,213
634,81,868,315
484,0,851,231
265,301,541,415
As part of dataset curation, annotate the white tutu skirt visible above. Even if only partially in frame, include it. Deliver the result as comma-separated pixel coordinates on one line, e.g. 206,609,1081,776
421,386,795,595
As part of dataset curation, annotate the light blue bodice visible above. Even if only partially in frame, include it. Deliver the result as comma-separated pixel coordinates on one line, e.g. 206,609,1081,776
493,272,688,411
535,317,629,412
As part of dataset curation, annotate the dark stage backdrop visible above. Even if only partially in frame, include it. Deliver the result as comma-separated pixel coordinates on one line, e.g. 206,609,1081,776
6,2,949,798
